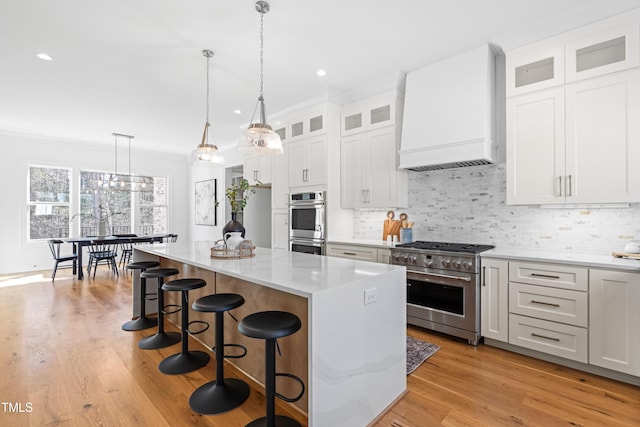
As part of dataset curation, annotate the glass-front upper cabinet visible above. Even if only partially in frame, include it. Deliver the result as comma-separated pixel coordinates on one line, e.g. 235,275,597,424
565,24,640,83
506,46,565,97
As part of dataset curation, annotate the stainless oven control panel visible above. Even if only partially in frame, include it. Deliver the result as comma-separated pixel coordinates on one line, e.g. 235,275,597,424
391,250,477,273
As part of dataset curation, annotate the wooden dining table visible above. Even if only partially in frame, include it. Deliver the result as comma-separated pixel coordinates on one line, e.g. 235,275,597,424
65,234,169,279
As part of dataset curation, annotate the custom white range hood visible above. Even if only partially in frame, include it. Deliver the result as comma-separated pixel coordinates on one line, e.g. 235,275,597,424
400,44,497,171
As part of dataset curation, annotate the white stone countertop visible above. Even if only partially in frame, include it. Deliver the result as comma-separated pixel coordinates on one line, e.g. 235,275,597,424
483,247,640,272
326,238,399,249
135,241,405,298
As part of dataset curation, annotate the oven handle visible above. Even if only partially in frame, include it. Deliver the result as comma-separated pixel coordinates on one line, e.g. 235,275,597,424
407,271,471,283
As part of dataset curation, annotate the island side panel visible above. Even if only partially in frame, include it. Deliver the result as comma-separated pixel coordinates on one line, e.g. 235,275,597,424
310,267,406,426
216,273,309,415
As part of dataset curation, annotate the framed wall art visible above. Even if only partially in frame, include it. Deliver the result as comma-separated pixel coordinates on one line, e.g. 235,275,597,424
194,179,217,226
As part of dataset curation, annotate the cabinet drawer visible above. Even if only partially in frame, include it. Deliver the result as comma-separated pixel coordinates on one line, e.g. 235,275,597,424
509,261,587,291
509,282,587,327
326,244,377,262
509,314,588,363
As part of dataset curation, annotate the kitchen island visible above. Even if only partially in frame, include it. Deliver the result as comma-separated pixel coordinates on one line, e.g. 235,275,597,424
132,241,407,427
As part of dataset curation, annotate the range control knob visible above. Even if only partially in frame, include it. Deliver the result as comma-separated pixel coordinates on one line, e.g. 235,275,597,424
424,258,434,268
409,255,417,264
442,258,451,267
453,259,462,268
463,261,473,270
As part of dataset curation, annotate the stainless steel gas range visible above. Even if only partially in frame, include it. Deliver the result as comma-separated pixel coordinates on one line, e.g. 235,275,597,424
391,241,494,345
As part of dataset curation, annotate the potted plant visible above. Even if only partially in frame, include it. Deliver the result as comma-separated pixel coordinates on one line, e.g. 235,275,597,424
216,178,259,238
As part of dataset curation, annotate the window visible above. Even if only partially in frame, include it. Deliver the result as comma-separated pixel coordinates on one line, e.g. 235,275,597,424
27,166,71,240
78,171,166,236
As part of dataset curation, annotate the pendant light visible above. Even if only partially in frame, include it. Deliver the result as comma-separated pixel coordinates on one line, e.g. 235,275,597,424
191,49,224,164
237,1,283,155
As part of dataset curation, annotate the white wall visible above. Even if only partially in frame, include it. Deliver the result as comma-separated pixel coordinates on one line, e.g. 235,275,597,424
0,131,190,274
353,163,640,256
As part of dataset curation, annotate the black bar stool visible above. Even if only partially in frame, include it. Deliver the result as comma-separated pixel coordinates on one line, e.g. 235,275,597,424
238,311,305,427
189,293,250,415
159,278,210,375
122,261,160,331
138,268,181,350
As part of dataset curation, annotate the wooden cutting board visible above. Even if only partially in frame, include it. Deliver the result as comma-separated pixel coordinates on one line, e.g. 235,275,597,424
612,251,640,260
383,219,402,241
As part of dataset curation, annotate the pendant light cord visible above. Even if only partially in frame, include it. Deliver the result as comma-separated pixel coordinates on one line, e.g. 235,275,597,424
259,8,264,98
206,52,210,123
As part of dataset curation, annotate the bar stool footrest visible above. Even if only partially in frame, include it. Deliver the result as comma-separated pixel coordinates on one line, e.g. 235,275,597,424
274,372,305,403
145,292,158,301
211,343,247,359
162,304,181,315
187,320,209,336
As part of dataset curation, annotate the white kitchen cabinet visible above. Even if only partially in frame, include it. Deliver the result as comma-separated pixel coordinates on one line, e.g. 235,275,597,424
565,24,640,83
271,137,289,210
507,261,588,363
341,90,398,137
271,210,289,250
589,269,640,376
244,154,272,186
507,69,640,205
326,243,391,264
289,111,326,142
506,16,640,205
288,135,326,188
506,46,565,97
508,314,588,363
341,126,407,208
506,22,639,95
563,70,640,203
480,257,509,343
377,248,391,264
506,87,565,205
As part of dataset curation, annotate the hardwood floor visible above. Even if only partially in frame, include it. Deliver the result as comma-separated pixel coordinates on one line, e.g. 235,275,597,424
1,267,638,426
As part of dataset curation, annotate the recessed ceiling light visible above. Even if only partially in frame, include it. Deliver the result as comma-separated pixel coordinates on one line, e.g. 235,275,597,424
233,109,242,115
317,69,327,77
36,53,53,61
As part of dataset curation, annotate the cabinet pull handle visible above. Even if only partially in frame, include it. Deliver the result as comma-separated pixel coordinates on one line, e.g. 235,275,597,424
557,176,562,197
530,273,560,279
566,174,572,197
530,300,561,308
344,252,357,256
361,189,366,204
531,333,560,342
482,266,486,286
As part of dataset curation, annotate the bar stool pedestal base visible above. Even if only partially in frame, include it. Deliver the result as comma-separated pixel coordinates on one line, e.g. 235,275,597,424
122,316,157,331
246,415,302,427
138,332,181,350
159,351,210,375
189,378,250,415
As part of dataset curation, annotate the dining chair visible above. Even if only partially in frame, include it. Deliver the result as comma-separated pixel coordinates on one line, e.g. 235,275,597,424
114,234,138,269
47,239,78,283
87,240,119,279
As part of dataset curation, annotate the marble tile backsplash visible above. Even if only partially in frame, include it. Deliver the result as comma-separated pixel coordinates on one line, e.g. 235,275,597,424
353,163,640,256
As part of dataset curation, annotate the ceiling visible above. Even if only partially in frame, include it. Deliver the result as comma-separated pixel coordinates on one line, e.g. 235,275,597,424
2,0,640,158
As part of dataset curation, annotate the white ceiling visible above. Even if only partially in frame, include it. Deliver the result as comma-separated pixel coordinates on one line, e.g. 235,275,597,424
2,0,640,157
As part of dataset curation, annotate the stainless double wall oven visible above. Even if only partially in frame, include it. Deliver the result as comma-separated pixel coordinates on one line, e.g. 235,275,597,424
289,192,325,255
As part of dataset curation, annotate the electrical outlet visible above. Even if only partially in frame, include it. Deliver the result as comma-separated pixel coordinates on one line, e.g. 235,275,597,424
364,288,377,305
